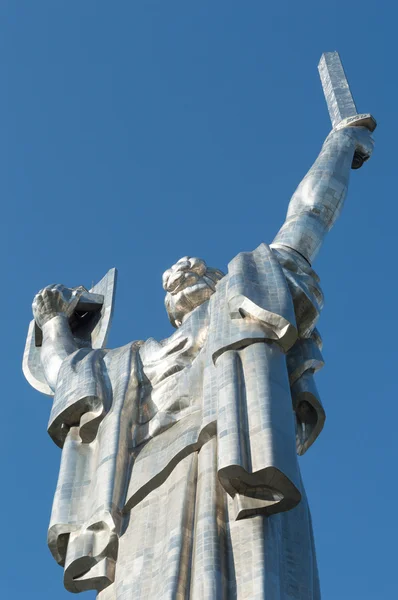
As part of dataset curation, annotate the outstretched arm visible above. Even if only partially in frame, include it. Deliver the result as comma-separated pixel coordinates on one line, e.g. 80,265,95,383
32,285,81,390
272,126,374,264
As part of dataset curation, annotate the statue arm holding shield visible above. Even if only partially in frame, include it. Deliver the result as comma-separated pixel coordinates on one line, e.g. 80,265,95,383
32,285,81,391
24,269,115,402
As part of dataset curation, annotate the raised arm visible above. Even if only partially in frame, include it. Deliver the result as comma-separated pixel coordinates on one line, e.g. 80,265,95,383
32,285,81,390
272,125,374,264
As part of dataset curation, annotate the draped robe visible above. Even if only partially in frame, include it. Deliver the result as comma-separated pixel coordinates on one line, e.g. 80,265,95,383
47,243,325,599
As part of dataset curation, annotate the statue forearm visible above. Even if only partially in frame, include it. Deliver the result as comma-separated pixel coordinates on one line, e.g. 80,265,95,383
272,128,357,264
40,315,78,391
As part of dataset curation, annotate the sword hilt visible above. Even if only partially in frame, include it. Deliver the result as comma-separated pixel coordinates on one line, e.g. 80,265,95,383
319,52,377,170
334,113,377,133
334,113,377,169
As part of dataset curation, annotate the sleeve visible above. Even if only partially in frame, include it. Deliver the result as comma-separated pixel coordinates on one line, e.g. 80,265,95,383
48,348,111,447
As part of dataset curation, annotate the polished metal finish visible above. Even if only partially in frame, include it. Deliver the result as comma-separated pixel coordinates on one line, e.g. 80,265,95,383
318,52,358,129
318,51,376,169
35,290,105,347
23,268,117,396
23,56,375,599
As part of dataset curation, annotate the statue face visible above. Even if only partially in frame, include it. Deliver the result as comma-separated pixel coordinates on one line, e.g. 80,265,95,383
163,257,224,327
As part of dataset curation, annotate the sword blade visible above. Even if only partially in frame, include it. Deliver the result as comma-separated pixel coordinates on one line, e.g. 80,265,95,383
318,52,357,129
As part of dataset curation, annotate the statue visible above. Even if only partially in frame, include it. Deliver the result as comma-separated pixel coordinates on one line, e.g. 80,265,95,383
23,53,376,599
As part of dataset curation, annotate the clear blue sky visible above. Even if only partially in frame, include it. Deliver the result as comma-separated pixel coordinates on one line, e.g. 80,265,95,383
1,2,395,599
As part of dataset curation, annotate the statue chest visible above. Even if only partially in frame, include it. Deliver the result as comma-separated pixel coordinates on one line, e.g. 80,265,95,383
133,303,210,445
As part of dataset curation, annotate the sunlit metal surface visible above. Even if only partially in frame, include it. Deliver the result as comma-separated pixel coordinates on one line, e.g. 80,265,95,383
23,54,375,598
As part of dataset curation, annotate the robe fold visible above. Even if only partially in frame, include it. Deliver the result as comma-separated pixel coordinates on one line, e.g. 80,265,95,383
47,243,324,598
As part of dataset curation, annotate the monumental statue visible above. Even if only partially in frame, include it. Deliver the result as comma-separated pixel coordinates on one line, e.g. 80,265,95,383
23,53,376,599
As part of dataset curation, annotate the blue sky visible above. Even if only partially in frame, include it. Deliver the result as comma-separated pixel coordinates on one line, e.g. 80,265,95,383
1,2,395,599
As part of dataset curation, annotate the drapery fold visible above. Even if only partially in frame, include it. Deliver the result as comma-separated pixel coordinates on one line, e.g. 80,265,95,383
216,344,301,519
46,242,325,595
48,344,140,593
98,439,320,600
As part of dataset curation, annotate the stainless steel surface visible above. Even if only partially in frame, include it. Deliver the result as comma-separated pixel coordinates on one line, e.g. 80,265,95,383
318,52,357,129
23,268,117,396
34,290,104,347
23,55,375,599
318,51,376,169
272,126,374,262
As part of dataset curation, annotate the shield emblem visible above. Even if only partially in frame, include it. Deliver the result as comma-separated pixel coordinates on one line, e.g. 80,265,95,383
22,268,117,396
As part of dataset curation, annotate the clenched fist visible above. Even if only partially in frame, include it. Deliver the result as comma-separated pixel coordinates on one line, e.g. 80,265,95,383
328,124,375,168
349,126,374,163
32,284,83,329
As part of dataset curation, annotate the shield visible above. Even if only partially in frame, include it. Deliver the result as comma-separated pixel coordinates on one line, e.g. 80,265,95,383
22,268,117,396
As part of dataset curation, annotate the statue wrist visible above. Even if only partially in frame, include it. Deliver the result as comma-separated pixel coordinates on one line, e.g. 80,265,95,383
41,314,72,340
325,127,357,146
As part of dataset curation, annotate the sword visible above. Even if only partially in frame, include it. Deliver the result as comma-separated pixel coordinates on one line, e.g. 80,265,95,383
318,52,376,169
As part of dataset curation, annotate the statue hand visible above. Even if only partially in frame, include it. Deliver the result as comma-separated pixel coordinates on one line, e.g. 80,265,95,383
327,125,374,168
32,284,83,329
348,126,374,162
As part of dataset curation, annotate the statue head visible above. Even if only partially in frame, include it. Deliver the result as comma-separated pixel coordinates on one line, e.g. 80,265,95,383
163,256,225,327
